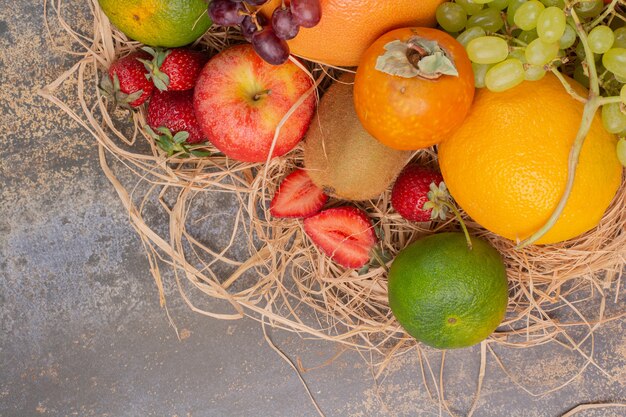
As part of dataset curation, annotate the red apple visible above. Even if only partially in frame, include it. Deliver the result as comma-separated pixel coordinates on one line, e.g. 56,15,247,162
193,44,316,163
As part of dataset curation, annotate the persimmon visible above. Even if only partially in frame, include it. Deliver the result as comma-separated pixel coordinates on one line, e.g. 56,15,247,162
354,27,475,151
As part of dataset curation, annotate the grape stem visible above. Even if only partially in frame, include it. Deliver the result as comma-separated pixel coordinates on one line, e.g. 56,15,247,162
586,0,620,29
516,5,604,249
549,67,588,103
598,96,624,105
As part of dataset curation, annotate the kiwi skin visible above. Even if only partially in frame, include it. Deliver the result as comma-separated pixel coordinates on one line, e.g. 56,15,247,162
303,76,412,201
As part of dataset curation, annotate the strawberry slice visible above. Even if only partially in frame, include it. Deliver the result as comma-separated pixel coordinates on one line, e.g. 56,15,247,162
303,207,377,269
270,169,328,218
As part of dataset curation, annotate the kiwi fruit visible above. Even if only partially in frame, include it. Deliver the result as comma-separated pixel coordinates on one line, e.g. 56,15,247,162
303,75,412,201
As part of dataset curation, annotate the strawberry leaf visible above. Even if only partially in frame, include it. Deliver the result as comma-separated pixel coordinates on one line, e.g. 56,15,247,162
157,126,172,136
152,74,169,92
190,149,211,157
173,131,189,144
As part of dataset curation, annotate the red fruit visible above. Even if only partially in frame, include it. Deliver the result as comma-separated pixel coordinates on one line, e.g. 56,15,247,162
270,169,328,218
391,165,444,222
106,51,154,107
147,90,205,144
143,48,209,92
193,44,316,162
304,207,377,269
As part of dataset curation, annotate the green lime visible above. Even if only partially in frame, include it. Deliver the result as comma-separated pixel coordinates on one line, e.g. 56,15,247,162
98,0,212,48
388,232,509,349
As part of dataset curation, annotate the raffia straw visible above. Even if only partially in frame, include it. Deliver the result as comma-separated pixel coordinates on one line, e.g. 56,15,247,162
560,403,626,417
41,0,625,409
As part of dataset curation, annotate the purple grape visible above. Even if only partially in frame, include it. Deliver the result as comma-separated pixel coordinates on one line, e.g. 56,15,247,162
252,27,290,65
245,0,269,5
209,0,245,26
240,14,267,42
290,0,321,28
271,7,300,40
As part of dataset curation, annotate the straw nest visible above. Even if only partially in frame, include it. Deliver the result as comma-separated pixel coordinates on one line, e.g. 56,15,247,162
42,0,625,406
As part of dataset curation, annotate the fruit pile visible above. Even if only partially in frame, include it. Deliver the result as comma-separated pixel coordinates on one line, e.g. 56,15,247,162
88,0,625,351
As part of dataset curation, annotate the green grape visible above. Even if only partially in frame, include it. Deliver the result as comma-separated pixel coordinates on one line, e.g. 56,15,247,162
525,38,559,65
602,103,626,134
573,64,590,88
488,0,511,10
437,2,468,33
617,138,626,168
485,58,525,91
518,29,538,44
507,0,528,26
467,36,510,64
612,27,626,49
456,0,485,15
573,0,603,19
457,26,487,47
558,25,577,49
508,48,526,61
539,0,564,7
514,0,545,31
621,85,626,105
525,64,546,80
616,74,626,83
473,0,495,3
536,7,566,44
602,48,626,79
472,62,492,88
467,7,505,32
588,25,615,54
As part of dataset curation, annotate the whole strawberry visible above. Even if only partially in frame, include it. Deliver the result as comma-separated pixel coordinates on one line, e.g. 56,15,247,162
141,47,208,92
391,165,444,222
103,51,154,108
147,90,206,148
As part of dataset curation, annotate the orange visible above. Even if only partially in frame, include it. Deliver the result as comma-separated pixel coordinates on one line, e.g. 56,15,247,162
438,74,623,245
260,0,446,67
98,0,212,48
388,232,509,350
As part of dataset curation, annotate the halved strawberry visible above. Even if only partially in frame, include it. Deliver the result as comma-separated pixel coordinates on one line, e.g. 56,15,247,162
270,169,328,218
303,207,377,269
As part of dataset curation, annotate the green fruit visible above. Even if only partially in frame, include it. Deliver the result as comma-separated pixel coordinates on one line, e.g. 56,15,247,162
388,232,509,349
98,0,212,48
303,75,412,201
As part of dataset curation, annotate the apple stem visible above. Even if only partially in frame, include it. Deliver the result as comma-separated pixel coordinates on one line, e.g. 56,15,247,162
253,89,272,101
